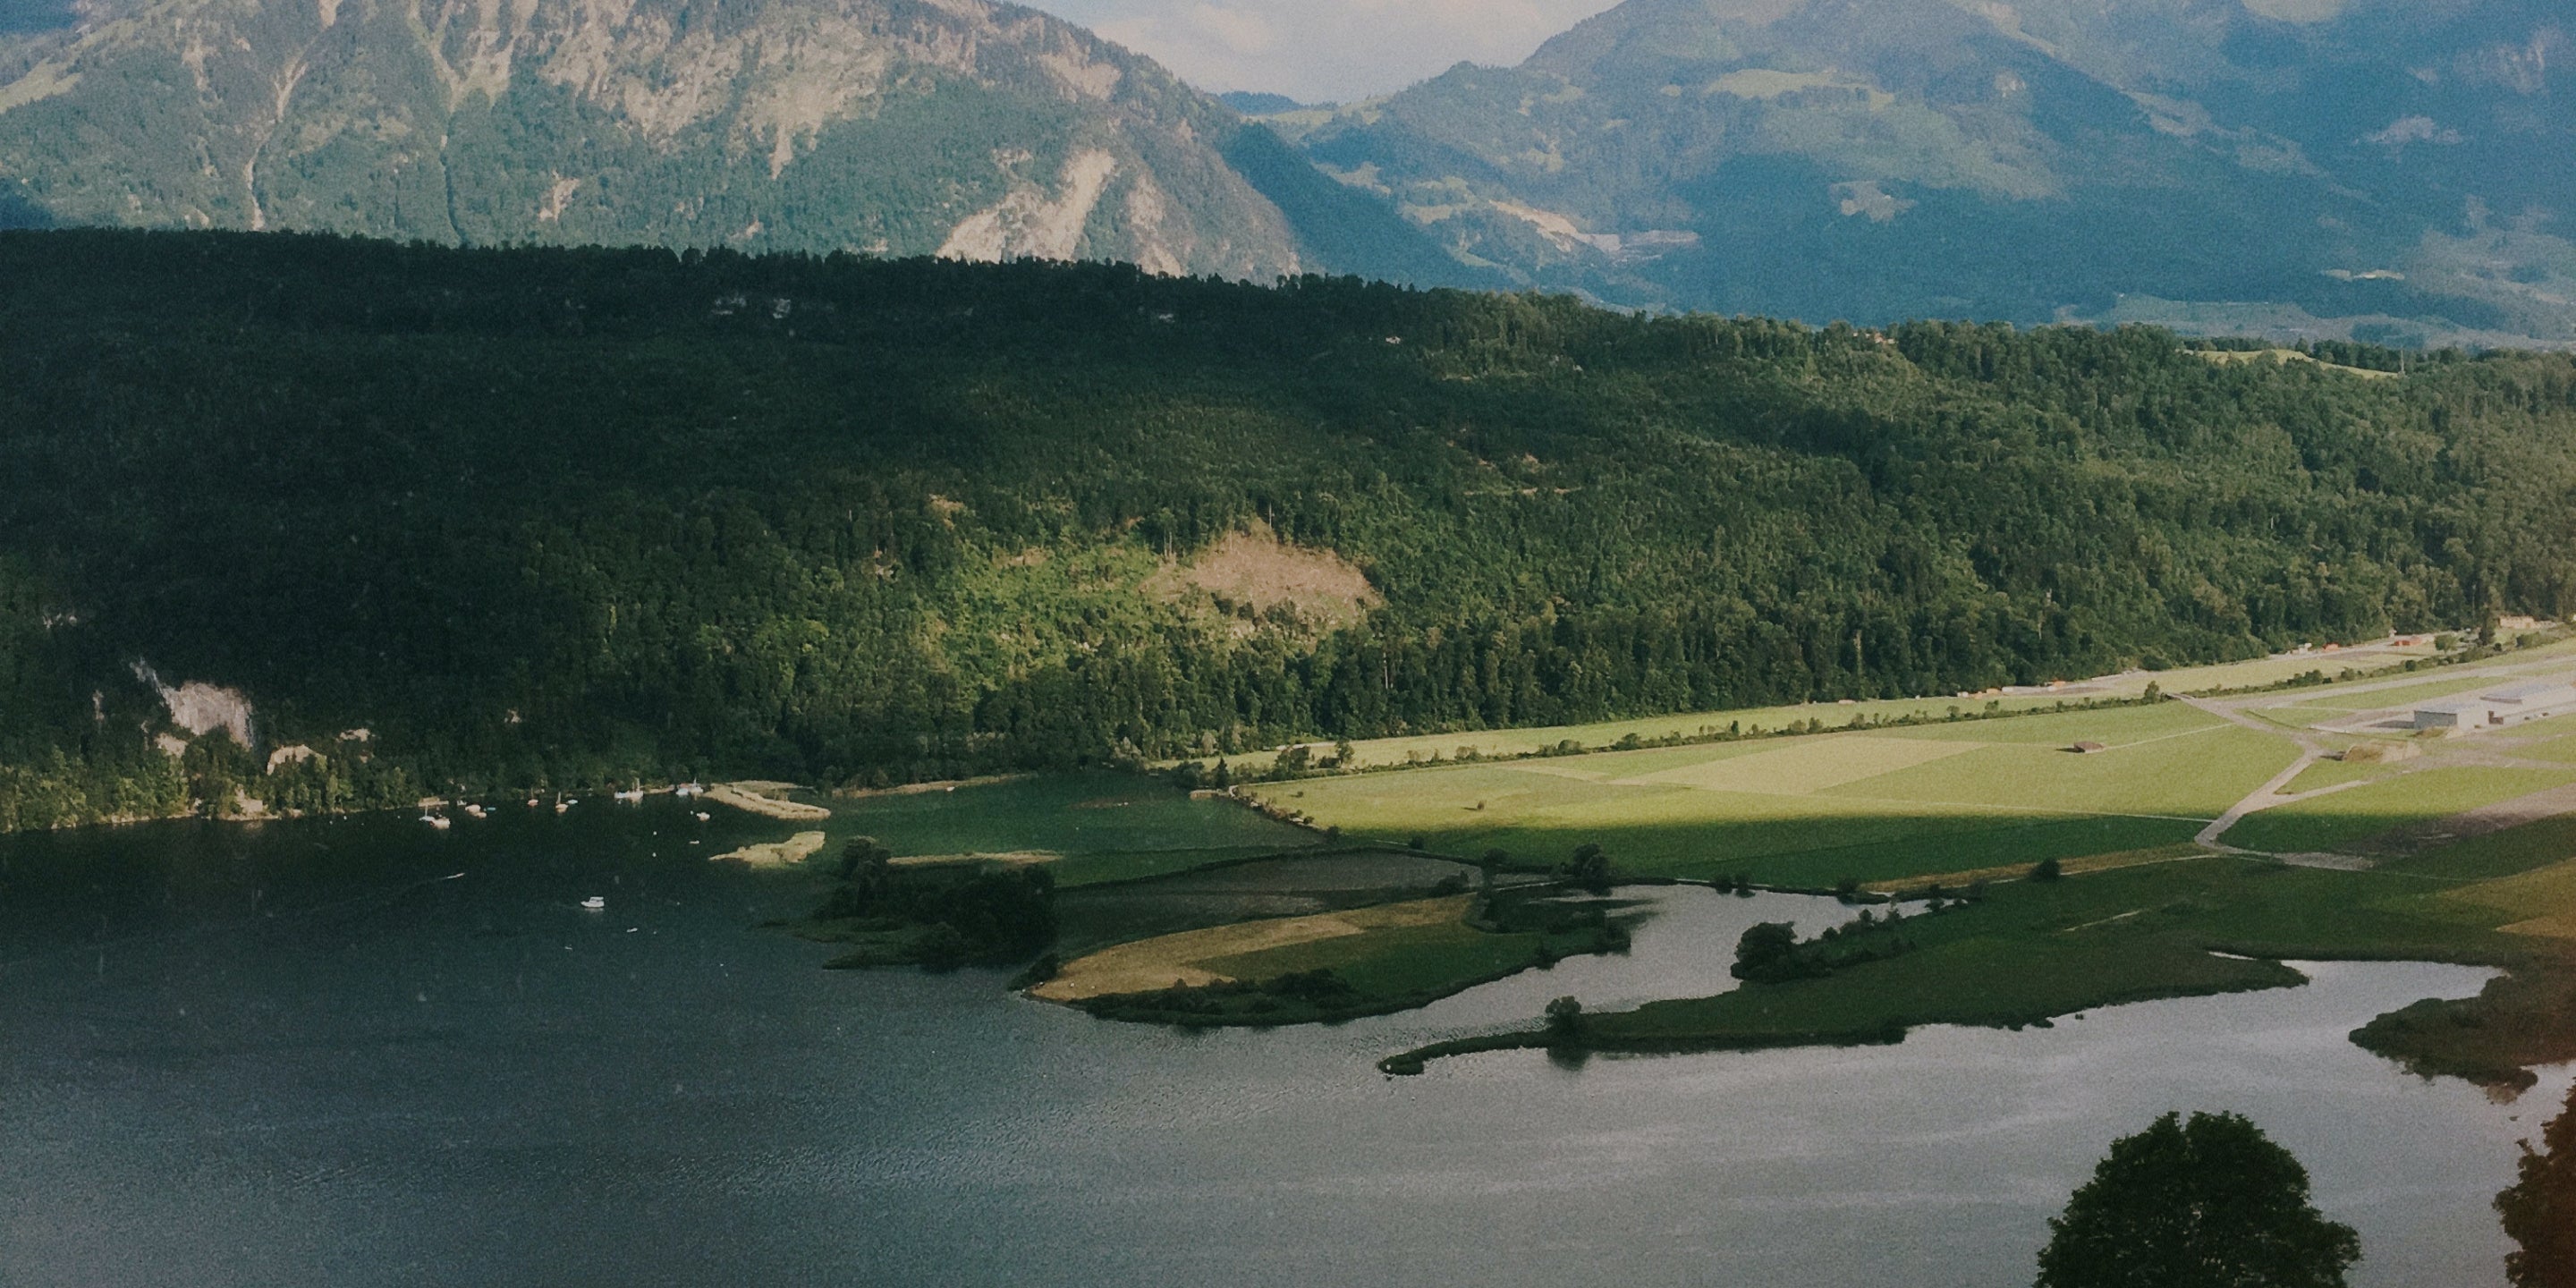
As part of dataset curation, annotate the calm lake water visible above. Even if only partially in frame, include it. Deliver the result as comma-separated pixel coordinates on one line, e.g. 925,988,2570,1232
2,801,2563,1286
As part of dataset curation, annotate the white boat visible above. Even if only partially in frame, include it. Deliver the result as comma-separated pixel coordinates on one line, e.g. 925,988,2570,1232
674,783,704,797
693,811,711,822
555,801,571,814
419,813,451,830
462,803,487,818
580,895,606,911
613,789,645,803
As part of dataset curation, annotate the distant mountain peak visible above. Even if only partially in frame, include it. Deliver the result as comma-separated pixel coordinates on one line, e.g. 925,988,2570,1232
1287,0,2576,344
0,0,1436,277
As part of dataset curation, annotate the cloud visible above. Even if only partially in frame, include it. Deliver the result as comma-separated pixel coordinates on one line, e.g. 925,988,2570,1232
1028,0,1624,101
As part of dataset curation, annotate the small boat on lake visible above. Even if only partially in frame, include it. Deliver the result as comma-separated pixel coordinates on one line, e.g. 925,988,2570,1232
613,789,646,804
419,813,451,830
580,895,606,911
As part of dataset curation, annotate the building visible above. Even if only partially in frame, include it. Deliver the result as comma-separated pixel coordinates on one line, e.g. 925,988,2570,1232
2479,679,2576,725
2411,676,2576,730
2411,698,2489,730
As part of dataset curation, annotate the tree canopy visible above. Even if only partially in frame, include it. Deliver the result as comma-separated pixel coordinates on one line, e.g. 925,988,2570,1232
2038,1111,2360,1288
2497,1083,2576,1288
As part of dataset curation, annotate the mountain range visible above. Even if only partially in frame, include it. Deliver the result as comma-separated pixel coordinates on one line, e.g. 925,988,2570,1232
0,0,1463,283
1267,0,2576,345
0,0,2568,342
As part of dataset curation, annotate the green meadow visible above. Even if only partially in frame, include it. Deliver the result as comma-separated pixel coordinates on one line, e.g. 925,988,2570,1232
812,771,1318,886
1253,702,2290,887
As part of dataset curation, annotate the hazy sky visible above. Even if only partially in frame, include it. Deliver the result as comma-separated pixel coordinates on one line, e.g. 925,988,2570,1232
1023,0,1625,103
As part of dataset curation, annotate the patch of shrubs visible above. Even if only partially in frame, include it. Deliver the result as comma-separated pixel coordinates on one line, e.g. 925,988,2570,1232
808,835,1058,968
1732,909,1919,985
1081,968,1363,1023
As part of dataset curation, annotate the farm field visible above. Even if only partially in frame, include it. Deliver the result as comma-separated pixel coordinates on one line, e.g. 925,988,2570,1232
2227,767,2576,855
1251,703,2290,886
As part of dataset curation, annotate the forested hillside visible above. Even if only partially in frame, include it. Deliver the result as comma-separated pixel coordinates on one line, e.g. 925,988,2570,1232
4,229,2575,830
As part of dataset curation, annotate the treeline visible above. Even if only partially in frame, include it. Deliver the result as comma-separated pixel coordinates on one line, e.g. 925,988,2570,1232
3,230,2574,829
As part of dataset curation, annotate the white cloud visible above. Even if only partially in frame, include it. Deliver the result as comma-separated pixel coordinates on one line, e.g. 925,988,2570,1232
1026,0,1625,102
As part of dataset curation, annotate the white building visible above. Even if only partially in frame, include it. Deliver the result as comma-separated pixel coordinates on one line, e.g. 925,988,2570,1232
2479,679,2576,725
2411,676,2576,730
2411,698,2489,730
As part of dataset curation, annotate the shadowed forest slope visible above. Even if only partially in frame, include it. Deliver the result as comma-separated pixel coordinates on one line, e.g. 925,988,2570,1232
3,229,2574,826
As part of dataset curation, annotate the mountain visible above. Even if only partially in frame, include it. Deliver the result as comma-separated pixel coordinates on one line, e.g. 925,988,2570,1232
5,229,2574,828
1273,0,2576,345
0,0,1459,282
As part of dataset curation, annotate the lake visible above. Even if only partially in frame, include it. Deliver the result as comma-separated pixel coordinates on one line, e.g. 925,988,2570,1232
2,801,2562,1286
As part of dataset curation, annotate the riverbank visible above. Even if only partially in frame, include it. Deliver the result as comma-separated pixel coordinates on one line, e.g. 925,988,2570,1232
1375,847,2576,1086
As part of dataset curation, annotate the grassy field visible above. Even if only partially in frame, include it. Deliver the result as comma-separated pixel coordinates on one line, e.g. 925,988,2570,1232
1251,703,2288,886
1049,887,1628,1025
811,771,1318,886
2227,767,2576,855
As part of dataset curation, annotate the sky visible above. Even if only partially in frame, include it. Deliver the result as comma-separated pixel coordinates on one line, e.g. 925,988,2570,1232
1022,0,1626,103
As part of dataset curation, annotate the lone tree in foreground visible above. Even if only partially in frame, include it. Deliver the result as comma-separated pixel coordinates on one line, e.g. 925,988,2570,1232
2038,1111,2360,1288
2497,1082,2576,1288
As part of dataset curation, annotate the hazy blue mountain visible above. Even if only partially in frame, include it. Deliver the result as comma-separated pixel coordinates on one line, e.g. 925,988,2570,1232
1218,90,1312,114
0,0,1463,283
1282,0,2576,345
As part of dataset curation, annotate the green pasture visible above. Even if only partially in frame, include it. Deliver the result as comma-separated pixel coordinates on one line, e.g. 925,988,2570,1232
818,771,1317,886
2227,766,2576,855
2282,758,2388,794
1256,704,2282,886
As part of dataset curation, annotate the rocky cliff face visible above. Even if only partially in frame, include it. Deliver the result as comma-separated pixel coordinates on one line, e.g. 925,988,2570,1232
0,0,1308,275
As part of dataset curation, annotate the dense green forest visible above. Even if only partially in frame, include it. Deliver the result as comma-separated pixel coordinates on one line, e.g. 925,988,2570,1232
4,229,2574,831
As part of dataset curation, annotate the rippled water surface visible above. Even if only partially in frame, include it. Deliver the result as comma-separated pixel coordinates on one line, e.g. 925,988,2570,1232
2,803,2563,1286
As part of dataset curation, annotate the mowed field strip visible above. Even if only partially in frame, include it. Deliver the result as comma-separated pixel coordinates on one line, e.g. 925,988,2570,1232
1033,896,1472,1000
1255,640,2576,886
1256,704,2296,886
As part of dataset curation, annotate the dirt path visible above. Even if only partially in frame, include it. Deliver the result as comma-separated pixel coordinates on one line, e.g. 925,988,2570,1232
2181,695,2331,849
